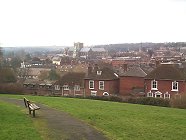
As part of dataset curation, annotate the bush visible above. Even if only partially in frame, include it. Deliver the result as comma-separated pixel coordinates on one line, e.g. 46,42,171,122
170,94,186,109
126,97,170,107
0,83,23,94
85,95,123,102
65,95,170,107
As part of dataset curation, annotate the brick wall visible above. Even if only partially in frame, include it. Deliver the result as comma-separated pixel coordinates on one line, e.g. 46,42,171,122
145,79,186,96
119,76,145,96
84,79,119,96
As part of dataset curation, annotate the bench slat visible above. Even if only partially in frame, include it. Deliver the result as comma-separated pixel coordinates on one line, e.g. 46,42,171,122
29,103,40,110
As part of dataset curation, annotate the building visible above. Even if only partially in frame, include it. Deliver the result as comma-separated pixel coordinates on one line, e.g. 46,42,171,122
144,64,186,99
79,47,107,59
73,42,84,58
54,72,86,96
23,79,54,95
52,56,61,66
84,65,119,96
119,66,147,96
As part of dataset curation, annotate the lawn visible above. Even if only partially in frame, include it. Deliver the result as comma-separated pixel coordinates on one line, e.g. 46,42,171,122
1,94,186,140
0,100,42,140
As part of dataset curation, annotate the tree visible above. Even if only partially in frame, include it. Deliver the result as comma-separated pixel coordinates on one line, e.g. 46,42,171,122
24,53,31,61
38,71,49,80
0,47,3,68
0,68,17,83
10,57,22,69
43,58,52,65
48,69,60,81
32,57,41,62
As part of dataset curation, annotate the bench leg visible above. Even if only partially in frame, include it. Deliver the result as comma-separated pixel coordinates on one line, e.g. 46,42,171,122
29,108,31,115
33,110,35,117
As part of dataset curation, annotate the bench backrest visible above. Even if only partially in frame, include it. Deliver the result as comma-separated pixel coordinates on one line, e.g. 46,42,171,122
24,97,31,108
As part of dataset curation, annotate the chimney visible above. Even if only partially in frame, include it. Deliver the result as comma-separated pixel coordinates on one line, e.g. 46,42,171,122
94,64,98,72
88,64,92,75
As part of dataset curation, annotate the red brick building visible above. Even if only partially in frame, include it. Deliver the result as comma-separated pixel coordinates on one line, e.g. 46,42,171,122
144,64,186,99
84,65,119,96
119,66,147,96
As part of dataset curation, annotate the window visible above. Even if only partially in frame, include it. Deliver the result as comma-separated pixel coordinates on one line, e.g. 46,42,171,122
91,91,97,96
99,81,104,90
46,84,52,89
55,85,60,90
164,92,170,99
103,92,109,96
154,91,162,98
63,85,69,90
89,80,94,89
147,91,153,97
172,81,178,91
74,85,80,91
97,71,102,75
151,80,158,90
39,84,45,88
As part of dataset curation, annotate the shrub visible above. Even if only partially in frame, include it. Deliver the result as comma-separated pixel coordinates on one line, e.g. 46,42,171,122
126,97,170,107
108,96,123,102
170,94,186,109
85,95,123,102
0,83,23,94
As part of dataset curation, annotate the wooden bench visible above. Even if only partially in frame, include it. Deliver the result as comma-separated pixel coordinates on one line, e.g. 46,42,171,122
23,97,40,117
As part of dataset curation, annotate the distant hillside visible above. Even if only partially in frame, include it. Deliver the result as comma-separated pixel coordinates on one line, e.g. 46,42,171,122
94,42,186,51
2,46,67,54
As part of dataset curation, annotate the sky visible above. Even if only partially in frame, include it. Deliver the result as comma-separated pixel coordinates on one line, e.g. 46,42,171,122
0,0,186,47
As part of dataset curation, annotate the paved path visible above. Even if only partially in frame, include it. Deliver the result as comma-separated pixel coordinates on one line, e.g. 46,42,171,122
0,97,108,140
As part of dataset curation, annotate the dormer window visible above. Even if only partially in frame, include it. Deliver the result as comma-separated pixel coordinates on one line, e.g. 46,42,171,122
63,85,69,90
97,71,102,75
147,91,153,97
55,85,60,90
74,85,80,91
164,92,170,99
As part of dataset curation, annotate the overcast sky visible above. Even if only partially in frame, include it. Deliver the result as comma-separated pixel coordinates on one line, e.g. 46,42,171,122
0,0,186,47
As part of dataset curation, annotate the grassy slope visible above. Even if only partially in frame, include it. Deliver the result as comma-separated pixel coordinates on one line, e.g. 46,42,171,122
1,94,186,140
0,100,42,140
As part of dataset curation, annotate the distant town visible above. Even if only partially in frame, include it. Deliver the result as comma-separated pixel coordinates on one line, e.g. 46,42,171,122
1,42,186,99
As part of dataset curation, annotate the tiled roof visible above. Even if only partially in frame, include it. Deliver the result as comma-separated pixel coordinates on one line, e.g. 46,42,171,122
52,56,61,61
80,48,91,52
23,79,41,84
27,68,51,76
91,48,106,52
85,67,118,80
120,67,147,77
145,64,186,80
55,72,86,86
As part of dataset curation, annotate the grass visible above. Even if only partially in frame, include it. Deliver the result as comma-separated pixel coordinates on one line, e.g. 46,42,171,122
1,94,186,140
0,100,42,140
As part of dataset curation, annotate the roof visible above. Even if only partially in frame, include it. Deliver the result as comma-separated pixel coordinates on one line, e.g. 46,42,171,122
80,48,91,52
23,79,53,84
52,56,61,61
55,72,86,86
91,48,106,52
120,67,147,77
145,64,186,80
85,67,119,80
27,68,51,76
